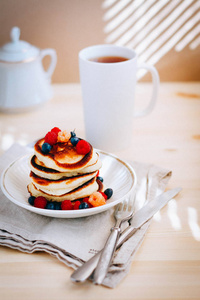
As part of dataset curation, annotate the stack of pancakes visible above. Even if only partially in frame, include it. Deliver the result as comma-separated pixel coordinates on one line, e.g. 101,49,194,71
27,138,102,202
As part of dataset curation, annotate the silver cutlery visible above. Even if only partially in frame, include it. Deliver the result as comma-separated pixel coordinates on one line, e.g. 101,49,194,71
70,187,182,284
93,199,134,285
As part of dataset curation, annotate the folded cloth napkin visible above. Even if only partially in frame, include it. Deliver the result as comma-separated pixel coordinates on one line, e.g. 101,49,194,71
0,144,172,288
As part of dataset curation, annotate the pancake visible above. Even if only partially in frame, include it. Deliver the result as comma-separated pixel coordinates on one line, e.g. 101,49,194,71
27,177,100,202
34,138,98,173
29,170,98,193
29,154,102,180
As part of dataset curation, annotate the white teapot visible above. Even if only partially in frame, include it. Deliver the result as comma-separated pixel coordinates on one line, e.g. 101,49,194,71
0,27,57,112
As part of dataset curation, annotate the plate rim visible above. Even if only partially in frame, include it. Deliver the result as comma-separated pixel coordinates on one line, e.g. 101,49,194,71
0,149,137,218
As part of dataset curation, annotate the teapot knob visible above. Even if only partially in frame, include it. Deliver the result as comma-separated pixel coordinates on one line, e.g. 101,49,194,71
10,27,20,43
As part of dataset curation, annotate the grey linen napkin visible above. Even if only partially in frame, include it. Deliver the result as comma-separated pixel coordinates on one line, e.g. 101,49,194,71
0,144,172,288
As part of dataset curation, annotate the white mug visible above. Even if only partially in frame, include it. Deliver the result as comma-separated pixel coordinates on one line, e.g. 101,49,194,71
79,44,159,152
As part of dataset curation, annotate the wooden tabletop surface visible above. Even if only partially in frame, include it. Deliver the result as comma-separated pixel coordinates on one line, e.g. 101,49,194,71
0,83,199,300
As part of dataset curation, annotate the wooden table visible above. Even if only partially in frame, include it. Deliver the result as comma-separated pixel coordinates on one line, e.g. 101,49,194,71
0,83,199,300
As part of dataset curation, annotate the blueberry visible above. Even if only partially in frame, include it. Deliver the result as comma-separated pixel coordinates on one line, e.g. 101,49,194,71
46,202,55,210
28,196,35,206
79,202,89,209
54,202,61,210
42,142,52,154
104,188,113,199
71,137,79,146
97,176,103,182
70,130,76,138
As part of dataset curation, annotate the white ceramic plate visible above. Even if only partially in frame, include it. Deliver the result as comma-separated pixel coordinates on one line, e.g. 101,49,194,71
0,150,137,218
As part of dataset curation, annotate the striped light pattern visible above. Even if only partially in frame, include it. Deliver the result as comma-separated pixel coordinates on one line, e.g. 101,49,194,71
102,0,200,78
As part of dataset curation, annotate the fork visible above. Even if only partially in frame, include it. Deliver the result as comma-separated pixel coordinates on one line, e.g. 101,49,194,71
92,198,134,285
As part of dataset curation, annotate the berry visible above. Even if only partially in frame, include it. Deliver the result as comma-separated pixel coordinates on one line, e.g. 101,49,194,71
88,192,106,207
82,197,93,208
57,130,71,143
34,196,47,209
51,127,61,135
28,196,35,206
99,191,108,200
61,200,73,210
54,202,61,210
97,176,103,182
96,170,100,177
79,202,89,209
45,131,57,145
70,130,76,138
71,137,79,146
104,188,113,199
73,201,81,210
82,197,89,202
42,142,52,154
76,140,91,155
46,202,55,210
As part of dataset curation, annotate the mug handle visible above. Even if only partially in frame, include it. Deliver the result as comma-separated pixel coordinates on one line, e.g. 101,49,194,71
40,49,57,80
134,63,160,117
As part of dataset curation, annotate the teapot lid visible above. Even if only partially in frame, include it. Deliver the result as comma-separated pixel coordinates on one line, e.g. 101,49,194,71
0,27,39,62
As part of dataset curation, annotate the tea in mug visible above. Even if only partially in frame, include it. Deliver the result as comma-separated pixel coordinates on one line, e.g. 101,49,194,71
90,56,129,63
